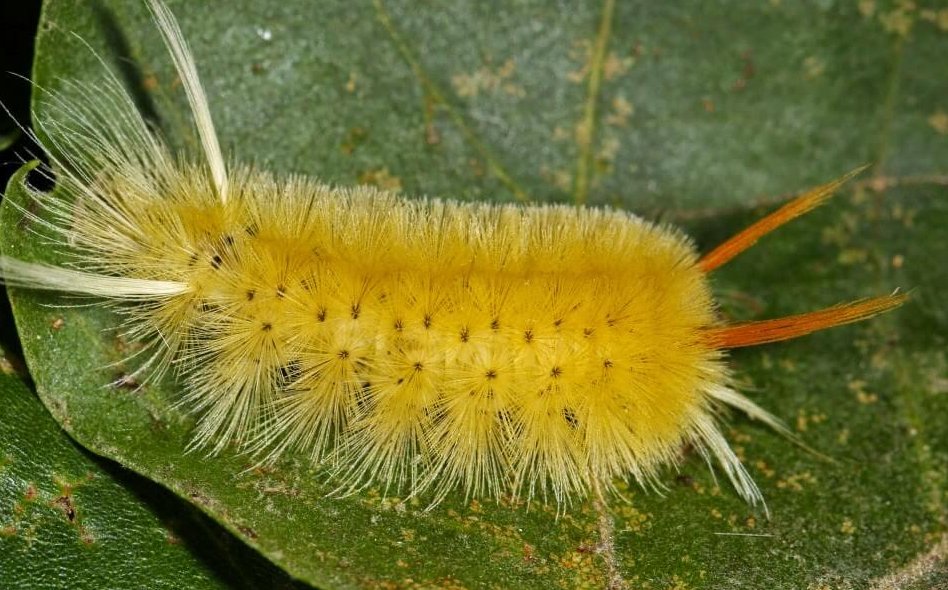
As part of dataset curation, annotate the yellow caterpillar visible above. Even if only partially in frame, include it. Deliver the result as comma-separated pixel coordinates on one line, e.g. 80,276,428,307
0,0,903,510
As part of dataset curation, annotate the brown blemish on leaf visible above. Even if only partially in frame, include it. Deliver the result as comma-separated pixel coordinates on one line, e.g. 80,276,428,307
604,96,633,127
237,524,259,539
112,333,145,358
731,50,755,91
188,489,214,509
358,168,402,192
753,460,776,479
795,409,826,432
142,74,158,91
601,51,634,82
50,317,65,330
424,94,441,146
341,127,369,155
849,379,880,404
51,494,77,523
776,470,816,492
450,58,524,98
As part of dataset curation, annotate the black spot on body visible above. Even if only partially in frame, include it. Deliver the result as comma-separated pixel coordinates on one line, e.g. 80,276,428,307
316,308,327,322
563,408,579,429
490,318,500,330
484,369,497,380
550,366,563,378
459,327,470,342
523,330,534,343
351,303,360,319
261,322,273,332
246,289,256,301
210,254,222,269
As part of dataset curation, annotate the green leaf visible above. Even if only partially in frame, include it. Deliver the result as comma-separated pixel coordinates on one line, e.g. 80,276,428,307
3,0,947,587
0,339,307,589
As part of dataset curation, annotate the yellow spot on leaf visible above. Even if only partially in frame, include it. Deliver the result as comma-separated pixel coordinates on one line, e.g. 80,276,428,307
858,0,876,18
803,56,825,79
603,51,632,81
840,518,856,534
879,8,915,36
451,58,524,98
754,460,776,479
837,248,868,265
837,428,850,445
928,111,948,134
796,410,826,433
849,379,879,404
920,8,948,30
776,471,816,492
357,168,402,192
605,96,634,127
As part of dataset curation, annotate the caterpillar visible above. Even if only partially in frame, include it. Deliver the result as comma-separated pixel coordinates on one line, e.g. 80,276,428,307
0,0,904,511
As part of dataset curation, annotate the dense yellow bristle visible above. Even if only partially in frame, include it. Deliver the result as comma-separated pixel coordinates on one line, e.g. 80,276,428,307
65,165,723,502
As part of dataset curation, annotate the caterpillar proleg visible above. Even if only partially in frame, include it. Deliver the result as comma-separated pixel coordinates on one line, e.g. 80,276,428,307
0,0,905,512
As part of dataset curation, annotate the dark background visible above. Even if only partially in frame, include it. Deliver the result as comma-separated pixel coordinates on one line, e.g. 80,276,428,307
0,0,42,363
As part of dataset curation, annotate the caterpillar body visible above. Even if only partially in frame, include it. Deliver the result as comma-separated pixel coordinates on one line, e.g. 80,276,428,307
0,0,904,510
